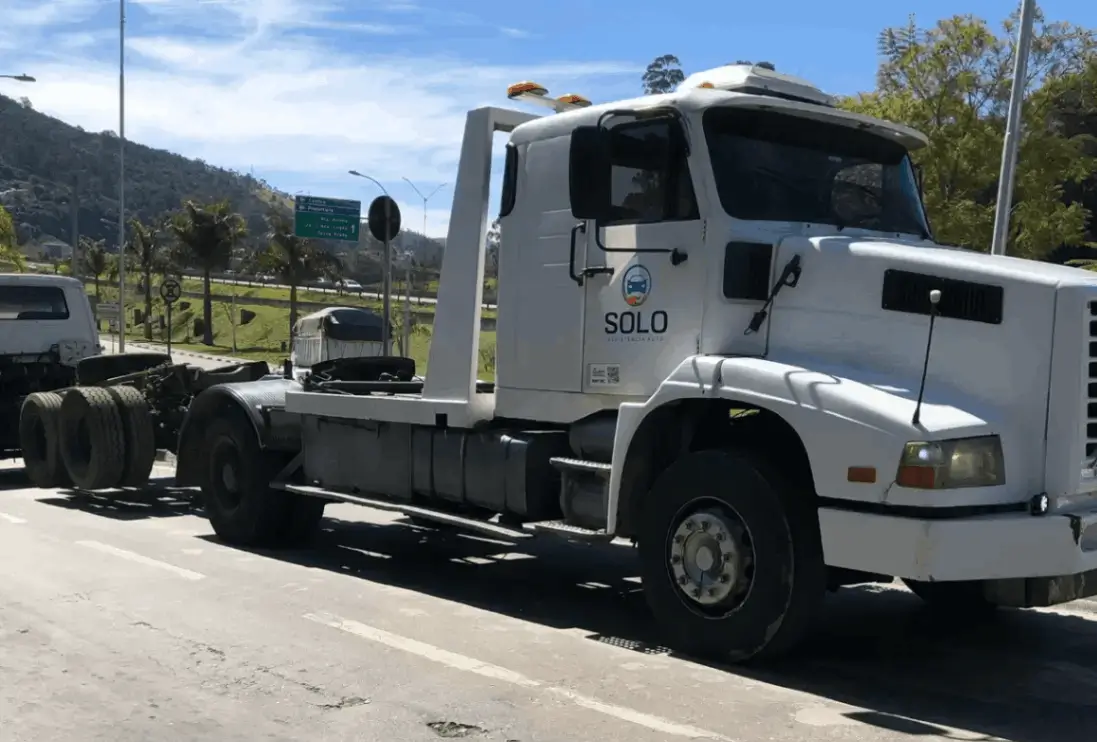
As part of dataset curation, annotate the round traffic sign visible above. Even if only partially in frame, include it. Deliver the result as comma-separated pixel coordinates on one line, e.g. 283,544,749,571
160,278,182,303
367,195,401,242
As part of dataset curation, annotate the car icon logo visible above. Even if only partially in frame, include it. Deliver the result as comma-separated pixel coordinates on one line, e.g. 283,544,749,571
622,265,651,307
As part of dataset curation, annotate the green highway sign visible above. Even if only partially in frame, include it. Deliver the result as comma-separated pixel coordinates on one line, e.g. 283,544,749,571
294,195,361,242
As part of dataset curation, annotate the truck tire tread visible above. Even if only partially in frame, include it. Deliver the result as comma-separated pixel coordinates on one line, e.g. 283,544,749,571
108,385,156,487
200,412,323,548
59,387,126,490
637,447,827,664
19,391,71,488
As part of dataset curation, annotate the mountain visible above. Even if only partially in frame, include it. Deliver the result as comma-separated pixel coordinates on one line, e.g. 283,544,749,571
0,94,443,265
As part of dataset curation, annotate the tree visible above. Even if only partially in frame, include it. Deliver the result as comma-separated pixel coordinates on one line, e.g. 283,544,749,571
642,55,686,95
0,204,25,271
258,211,338,336
169,199,247,345
485,218,501,278
81,238,108,297
842,11,1096,258
128,216,170,339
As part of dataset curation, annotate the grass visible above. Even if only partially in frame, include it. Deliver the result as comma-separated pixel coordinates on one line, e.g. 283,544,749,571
88,280,497,380
179,277,499,319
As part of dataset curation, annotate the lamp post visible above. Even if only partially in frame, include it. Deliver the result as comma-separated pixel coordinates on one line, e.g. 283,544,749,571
401,178,447,333
0,74,35,82
348,170,393,354
990,0,1036,257
116,0,127,352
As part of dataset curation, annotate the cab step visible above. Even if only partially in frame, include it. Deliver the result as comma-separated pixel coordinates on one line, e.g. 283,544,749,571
523,519,614,542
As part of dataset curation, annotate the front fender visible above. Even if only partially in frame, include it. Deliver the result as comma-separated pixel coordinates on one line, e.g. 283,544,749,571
175,376,302,486
608,354,1002,531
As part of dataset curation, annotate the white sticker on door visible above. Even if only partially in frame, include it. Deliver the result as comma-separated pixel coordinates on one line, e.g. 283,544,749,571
588,363,621,386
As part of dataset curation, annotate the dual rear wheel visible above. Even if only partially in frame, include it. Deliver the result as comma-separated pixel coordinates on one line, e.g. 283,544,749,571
20,386,156,490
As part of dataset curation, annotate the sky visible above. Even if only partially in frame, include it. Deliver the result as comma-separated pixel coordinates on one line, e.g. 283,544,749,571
1,0,1095,239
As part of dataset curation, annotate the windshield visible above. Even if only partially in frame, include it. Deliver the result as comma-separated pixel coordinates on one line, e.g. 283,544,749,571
703,108,931,237
0,285,70,320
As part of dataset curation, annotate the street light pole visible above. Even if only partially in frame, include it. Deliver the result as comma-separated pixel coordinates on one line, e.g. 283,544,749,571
0,74,36,82
117,0,127,352
990,0,1036,257
348,170,393,354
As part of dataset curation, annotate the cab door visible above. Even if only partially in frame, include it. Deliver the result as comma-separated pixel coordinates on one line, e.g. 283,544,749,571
579,117,705,396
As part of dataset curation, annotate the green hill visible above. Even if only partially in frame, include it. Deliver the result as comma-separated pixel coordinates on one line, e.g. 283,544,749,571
0,94,443,264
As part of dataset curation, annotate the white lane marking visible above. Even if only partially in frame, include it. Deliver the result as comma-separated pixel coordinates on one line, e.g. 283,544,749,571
76,540,205,581
0,512,27,524
304,612,733,741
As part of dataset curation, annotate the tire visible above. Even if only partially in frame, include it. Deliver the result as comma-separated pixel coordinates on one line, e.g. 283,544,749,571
77,352,171,386
19,392,71,488
902,578,997,615
638,448,827,664
59,387,126,490
106,385,156,487
199,412,324,548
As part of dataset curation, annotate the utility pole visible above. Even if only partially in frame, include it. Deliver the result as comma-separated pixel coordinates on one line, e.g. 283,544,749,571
401,178,447,348
117,0,127,351
348,170,394,354
990,0,1036,257
70,174,80,278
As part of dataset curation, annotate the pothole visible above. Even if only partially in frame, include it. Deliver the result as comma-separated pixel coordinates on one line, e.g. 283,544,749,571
426,721,487,738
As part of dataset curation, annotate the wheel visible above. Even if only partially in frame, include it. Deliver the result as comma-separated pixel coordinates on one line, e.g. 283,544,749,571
58,387,126,490
199,412,325,548
76,352,171,385
902,578,997,615
106,385,156,487
19,392,72,488
638,448,827,663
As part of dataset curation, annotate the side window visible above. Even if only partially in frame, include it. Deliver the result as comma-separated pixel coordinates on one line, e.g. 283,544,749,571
604,119,698,226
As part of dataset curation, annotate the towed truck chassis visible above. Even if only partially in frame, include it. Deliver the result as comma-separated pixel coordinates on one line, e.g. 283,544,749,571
18,352,273,492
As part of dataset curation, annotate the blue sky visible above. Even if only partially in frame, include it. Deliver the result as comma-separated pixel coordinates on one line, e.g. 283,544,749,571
1,0,1094,238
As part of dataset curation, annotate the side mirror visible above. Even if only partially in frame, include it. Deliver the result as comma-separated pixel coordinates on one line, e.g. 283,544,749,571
569,125,611,221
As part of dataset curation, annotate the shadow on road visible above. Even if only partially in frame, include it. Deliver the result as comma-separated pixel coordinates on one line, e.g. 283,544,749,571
201,513,1097,742
36,477,201,521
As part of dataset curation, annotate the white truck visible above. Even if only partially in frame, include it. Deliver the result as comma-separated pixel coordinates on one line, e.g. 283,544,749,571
87,64,1097,662
1,274,99,466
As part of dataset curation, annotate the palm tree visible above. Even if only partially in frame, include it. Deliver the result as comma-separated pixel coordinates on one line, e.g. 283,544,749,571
259,211,338,336
0,204,25,271
81,238,108,297
128,216,169,339
169,200,247,345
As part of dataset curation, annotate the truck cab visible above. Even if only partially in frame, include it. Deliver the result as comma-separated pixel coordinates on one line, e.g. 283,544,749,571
1,274,98,455
184,64,1097,664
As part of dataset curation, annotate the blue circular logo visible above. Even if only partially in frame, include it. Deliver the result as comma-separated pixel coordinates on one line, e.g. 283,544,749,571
622,264,651,307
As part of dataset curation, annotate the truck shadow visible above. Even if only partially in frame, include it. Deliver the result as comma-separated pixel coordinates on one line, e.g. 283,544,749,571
205,512,1097,742
36,478,201,520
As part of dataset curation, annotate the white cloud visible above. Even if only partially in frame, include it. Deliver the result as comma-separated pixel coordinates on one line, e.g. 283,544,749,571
0,0,641,237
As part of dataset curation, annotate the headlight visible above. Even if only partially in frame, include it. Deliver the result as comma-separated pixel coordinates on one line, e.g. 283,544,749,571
896,436,1005,489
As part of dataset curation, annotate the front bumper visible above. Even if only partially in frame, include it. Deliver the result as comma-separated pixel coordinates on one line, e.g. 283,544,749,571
819,506,1097,605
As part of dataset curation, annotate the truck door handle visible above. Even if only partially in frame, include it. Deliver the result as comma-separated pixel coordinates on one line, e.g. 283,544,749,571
568,223,586,286
582,266,615,278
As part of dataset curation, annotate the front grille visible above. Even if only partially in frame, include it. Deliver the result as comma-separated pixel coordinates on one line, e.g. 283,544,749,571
1086,301,1097,458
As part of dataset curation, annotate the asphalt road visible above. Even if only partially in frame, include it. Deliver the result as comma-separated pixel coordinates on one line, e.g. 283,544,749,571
1,456,1095,742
